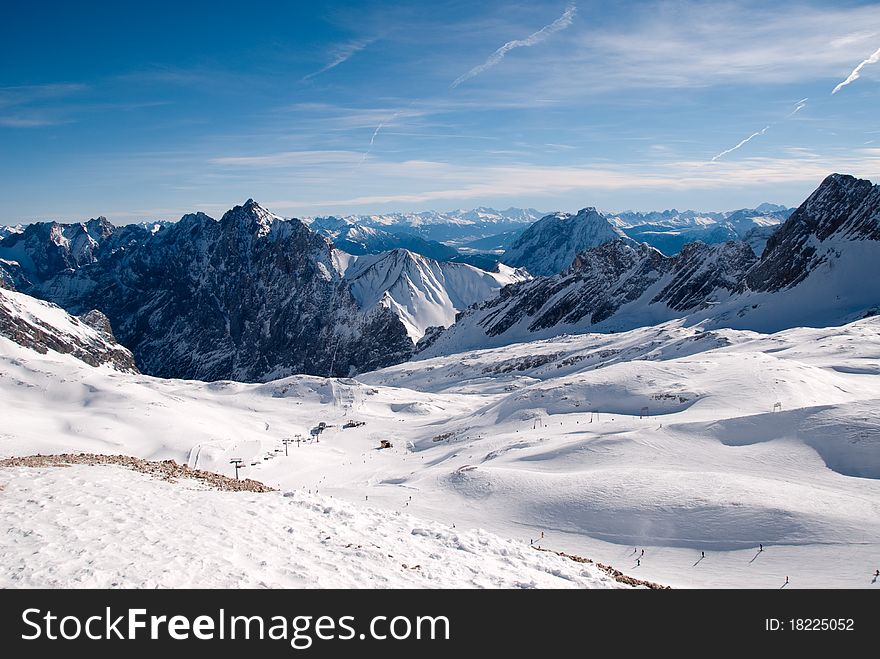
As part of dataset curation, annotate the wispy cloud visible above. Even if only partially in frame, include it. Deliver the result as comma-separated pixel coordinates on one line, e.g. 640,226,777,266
450,4,577,88
0,83,88,109
0,116,69,128
0,83,89,128
787,98,808,117
832,45,880,94
210,150,364,168
302,38,375,81
711,126,770,161
558,4,880,93
262,150,880,211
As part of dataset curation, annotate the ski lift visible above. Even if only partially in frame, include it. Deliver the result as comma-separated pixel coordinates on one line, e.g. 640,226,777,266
229,457,244,480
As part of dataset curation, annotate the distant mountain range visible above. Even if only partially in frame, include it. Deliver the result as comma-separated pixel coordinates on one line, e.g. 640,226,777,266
1,202,790,274
418,174,879,357
323,207,544,242
607,205,792,258
0,201,527,381
2,180,870,382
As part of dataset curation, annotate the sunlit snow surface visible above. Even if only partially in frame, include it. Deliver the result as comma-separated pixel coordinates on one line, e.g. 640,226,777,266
1,289,879,588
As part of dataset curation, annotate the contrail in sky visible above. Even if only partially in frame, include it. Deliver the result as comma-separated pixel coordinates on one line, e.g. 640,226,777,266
451,4,577,88
363,4,576,162
832,45,880,94
787,98,808,116
303,39,374,81
711,126,770,161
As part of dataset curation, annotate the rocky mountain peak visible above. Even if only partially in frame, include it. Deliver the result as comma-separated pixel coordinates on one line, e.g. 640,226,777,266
502,207,629,276
220,199,277,238
745,173,879,292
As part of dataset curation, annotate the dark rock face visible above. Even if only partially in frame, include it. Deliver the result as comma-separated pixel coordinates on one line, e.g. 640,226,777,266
653,240,756,311
0,201,413,382
0,289,138,372
473,239,754,337
745,173,879,292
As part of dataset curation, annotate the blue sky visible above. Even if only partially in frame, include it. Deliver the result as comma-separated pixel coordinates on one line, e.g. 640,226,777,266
2,0,880,223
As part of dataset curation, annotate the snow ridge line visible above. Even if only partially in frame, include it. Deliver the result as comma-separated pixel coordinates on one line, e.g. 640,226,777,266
0,454,275,493
532,546,670,589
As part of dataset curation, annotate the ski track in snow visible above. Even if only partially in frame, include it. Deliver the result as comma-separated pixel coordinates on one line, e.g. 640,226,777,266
2,294,880,588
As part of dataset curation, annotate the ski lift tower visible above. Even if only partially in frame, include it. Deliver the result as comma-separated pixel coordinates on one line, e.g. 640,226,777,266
229,457,244,480
282,437,295,456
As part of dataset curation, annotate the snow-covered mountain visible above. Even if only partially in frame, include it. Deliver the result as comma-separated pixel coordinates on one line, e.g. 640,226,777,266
697,173,880,332
0,217,152,291
0,201,525,380
0,200,415,381
419,174,879,356
420,239,756,355
0,287,137,372
501,207,631,276
341,249,528,341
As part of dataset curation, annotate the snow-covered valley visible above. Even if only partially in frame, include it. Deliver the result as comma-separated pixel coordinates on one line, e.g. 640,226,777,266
2,287,878,588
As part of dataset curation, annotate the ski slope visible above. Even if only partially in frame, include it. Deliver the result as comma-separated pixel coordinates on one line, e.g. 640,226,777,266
2,307,880,588
0,464,621,588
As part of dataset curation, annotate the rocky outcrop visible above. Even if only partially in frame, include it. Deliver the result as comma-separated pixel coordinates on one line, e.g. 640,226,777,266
0,287,138,372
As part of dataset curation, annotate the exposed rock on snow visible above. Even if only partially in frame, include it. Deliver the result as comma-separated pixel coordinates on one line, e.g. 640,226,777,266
0,287,137,372
0,454,274,492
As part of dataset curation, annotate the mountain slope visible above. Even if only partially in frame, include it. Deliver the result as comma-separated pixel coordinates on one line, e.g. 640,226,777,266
420,240,755,355
0,287,137,372
0,463,622,588
343,249,528,341
696,173,880,331
0,224,23,240
502,207,630,276
3,296,879,588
